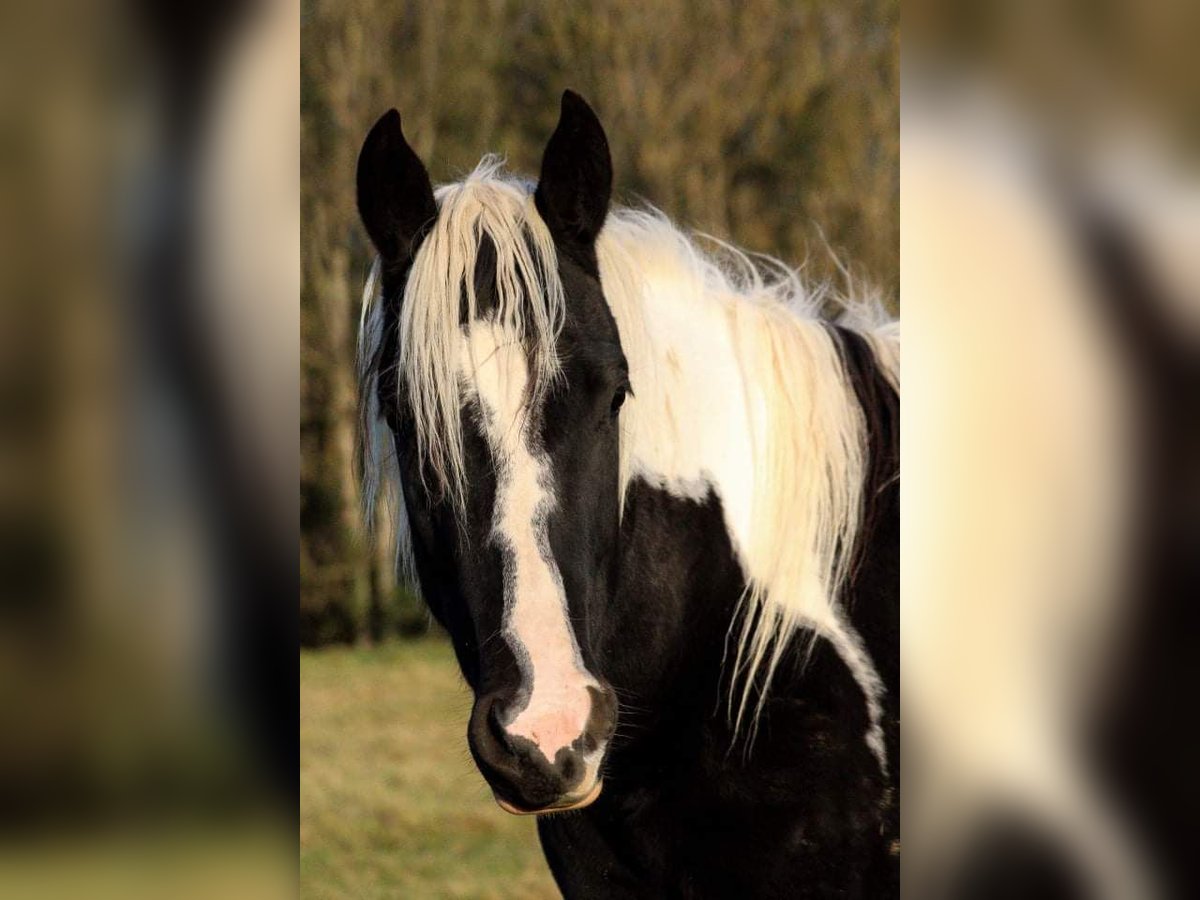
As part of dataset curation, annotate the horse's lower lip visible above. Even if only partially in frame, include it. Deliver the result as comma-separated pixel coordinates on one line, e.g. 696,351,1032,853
494,779,603,816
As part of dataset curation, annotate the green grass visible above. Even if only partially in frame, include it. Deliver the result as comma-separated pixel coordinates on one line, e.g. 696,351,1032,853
300,641,560,899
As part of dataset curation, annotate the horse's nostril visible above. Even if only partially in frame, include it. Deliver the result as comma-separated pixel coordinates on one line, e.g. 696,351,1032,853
556,747,583,786
584,684,619,750
486,699,514,751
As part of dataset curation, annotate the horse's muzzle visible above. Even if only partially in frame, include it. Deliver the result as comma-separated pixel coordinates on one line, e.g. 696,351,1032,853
467,684,617,814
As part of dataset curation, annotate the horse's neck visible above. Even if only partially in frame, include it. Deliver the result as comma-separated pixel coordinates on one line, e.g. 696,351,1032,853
606,473,746,715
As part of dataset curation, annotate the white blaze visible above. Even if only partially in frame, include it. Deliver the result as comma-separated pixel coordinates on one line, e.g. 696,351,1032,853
461,324,600,761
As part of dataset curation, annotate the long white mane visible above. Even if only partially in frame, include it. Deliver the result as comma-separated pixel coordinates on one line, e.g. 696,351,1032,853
360,156,899,744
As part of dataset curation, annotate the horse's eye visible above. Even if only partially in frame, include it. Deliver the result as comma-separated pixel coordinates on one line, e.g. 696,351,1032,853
610,385,629,418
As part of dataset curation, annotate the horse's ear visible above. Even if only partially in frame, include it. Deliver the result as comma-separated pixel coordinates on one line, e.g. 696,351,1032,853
356,109,437,264
535,90,612,255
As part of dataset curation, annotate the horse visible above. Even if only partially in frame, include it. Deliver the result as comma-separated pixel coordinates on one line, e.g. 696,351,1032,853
355,90,899,898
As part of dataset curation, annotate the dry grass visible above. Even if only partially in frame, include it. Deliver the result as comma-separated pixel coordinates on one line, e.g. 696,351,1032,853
300,640,560,899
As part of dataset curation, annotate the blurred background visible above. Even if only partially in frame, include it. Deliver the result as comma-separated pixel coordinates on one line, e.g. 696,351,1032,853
300,1,896,896
904,1,1200,897
1,0,296,896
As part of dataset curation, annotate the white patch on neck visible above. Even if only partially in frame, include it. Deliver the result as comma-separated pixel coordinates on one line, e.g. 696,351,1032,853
461,323,599,760
598,219,890,762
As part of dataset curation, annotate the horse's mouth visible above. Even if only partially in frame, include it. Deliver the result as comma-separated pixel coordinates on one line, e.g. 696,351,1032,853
494,778,603,816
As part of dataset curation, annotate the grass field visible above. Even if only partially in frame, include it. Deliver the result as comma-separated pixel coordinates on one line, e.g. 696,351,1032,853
300,640,560,899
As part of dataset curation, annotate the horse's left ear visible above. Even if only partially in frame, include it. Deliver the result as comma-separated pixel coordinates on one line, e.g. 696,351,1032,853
535,90,612,256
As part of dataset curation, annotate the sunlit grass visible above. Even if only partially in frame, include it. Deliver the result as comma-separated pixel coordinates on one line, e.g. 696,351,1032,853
300,640,559,899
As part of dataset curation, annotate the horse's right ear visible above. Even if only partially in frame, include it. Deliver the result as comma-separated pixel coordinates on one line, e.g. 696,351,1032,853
356,109,437,264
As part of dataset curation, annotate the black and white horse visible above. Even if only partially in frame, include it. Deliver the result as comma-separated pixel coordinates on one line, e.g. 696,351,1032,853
356,91,899,898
